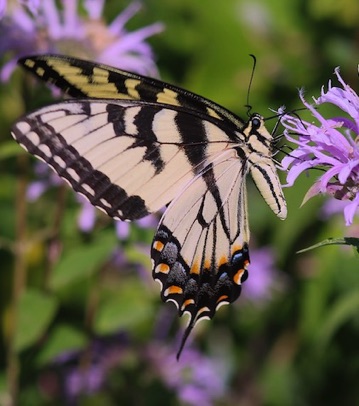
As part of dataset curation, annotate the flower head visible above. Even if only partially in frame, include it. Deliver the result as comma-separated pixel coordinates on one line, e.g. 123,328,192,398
0,0,164,81
8,0,163,236
243,247,285,302
146,343,227,406
0,0,6,19
281,67,359,225
39,333,128,403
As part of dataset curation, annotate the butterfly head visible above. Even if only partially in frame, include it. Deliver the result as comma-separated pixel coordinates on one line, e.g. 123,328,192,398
240,113,274,156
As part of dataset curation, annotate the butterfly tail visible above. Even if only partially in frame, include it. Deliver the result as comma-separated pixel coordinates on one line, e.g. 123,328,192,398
176,315,197,360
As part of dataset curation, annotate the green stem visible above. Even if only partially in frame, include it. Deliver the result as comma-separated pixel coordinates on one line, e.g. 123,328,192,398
7,153,29,405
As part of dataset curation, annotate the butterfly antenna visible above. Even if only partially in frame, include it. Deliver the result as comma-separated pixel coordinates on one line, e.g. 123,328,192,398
176,316,196,360
245,54,257,117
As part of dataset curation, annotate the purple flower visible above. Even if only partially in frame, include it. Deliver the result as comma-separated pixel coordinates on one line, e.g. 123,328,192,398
0,0,164,81
40,333,128,403
41,334,226,405
321,198,351,220
76,195,96,233
281,67,359,225
26,162,63,201
0,0,6,19
114,213,159,239
115,220,130,240
243,247,285,302
1,1,39,20
11,1,163,236
64,365,105,401
146,343,227,406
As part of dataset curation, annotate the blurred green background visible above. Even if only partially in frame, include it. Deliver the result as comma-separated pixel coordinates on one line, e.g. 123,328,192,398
0,0,358,405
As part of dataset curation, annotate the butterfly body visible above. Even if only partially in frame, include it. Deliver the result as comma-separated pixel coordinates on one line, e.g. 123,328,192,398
12,55,287,357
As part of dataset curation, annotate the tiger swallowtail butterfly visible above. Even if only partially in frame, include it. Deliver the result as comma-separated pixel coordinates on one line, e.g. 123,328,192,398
11,55,287,358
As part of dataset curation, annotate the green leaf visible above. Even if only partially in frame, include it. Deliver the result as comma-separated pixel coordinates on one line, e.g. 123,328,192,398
0,372,7,398
0,141,24,160
315,289,359,349
94,280,152,335
14,288,58,352
297,237,359,254
36,324,88,366
50,232,117,291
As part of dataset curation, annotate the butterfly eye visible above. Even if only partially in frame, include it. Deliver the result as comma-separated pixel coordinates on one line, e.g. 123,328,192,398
251,116,261,129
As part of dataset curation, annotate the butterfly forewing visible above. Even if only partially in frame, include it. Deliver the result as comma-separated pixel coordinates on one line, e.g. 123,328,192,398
12,99,238,220
12,54,287,357
19,54,245,129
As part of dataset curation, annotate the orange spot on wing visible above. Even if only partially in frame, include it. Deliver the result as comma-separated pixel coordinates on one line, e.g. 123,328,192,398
203,258,211,270
153,240,164,252
155,263,170,274
164,285,183,296
190,260,200,275
216,295,229,304
181,298,195,311
233,269,245,285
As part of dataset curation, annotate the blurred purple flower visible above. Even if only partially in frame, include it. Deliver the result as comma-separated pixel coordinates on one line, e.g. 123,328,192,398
136,213,160,229
146,343,227,406
243,247,284,302
40,333,128,404
65,365,105,401
0,0,164,81
23,0,40,14
76,195,96,232
115,220,130,240
41,333,226,405
114,213,158,239
0,1,39,20
0,0,6,19
321,198,350,220
26,161,63,201
13,0,162,236
110,242,153,288
281,67,359,225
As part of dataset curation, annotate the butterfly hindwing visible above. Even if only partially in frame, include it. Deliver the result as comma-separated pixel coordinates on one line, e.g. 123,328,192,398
151,149,251,356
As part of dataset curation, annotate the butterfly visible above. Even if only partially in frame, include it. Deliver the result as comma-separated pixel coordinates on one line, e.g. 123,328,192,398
11,54,287,358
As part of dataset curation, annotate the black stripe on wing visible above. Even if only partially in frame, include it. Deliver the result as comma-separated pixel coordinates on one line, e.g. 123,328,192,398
107,104,166,175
